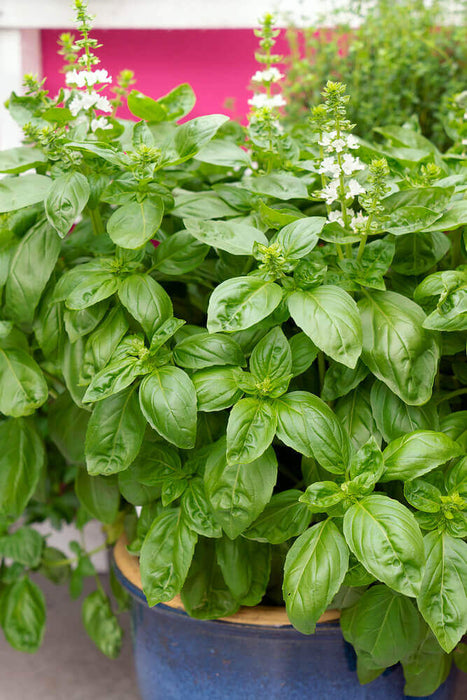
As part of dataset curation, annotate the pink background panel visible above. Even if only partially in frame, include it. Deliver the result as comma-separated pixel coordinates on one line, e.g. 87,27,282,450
41,29,290,122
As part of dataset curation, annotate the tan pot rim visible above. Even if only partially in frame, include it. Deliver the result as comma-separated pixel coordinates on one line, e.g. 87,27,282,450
114,535,341,628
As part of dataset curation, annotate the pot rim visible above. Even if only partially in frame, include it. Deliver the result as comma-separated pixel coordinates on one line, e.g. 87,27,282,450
114,534,341,628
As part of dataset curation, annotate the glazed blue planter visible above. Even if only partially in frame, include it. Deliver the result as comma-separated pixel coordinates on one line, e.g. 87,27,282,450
113,545,458,700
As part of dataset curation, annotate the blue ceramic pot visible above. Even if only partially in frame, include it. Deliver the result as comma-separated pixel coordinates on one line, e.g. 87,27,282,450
113,542,458,700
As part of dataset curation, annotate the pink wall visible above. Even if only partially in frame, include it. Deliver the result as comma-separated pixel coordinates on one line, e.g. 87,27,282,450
41,29,290,122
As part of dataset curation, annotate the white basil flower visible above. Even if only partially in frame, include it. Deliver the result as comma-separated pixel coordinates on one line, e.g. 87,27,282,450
350,212,369,231
342,154,365,175
321,180,340,205
248,93,287,109
328,210,345,227
66,68,112,88
251,67,284,84
318,156,341,178
91,117,112,132
348,179,366,197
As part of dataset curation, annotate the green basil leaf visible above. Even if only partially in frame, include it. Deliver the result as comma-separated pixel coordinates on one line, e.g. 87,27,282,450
192,367,243,412
38,547,71,585
243,173,308,200
157,83,196,121
180,538,240,619
370,380,439,443
341,584,422,667
273,217,325,259
343,494,425,597
164,115,229,165
107,199,164,249
204,438,277,539
418,532,467,653
0,146,47,174
81,307,129,384
446,456,467,497
173,190,238,219
288,285,362,368
45,171,90,237
0,348,48,417
64,301,108,343
226,397,277,464
139,366,197,449
49,391,89,463
184,217,268,256
440,412,467,452
0,419,44,517
151,230,209,275
402,626,452,698
243,490,312,544
250,327,292,385
0,174,51,213
299,481,345,511
283,519,349,634
83,355,145,403
65,272,119,311
349,437,384,491
128,90,167,121
5,219,61,324
216,536,271,605
358,290,440,405
404,479,442,513
385,206,443,235
33,285,64,358
61,337,87,407
125,441,182,486
289,332,318,376
275,391,351,472
382,430,463,482
0,577,46,652
140,508,198,605
82,589,122,659
117,468,161,507
174,332,245,370
392,232,450,276
322,360,369,401
85,386,146,475
181,477,222,538
75,469,120,524
118,273,172,338
335,382,380,451
207,277,283,333
0,527,43,567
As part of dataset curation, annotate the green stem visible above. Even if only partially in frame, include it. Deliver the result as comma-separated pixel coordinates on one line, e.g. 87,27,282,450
47,543,108,568
88,207,105,236
435,387,467,405
318,351,326,394
450,227,464,269
356,214,374,262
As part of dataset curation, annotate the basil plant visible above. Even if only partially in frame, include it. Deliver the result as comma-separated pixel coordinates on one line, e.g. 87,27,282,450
0,3,466,696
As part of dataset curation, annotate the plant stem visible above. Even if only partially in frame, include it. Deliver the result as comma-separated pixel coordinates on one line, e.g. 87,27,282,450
318,351,326,394
435,387,467,405
450,227,464,269
88,206,105,236
47,542,108,568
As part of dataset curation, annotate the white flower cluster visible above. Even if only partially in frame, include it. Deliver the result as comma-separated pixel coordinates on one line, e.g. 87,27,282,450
251,67,284,84
328,210,369,233
69,91,112,117
91,116,113,132
66,69,112,88
318,129,366,211
248,93,286,110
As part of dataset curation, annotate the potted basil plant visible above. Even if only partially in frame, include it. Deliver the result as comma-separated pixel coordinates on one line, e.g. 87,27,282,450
0,3,466,699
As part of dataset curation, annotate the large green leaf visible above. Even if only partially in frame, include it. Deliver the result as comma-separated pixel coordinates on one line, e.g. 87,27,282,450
0,527,44,567
216,536,271,605
75,469,120,524
283,519,349,634
288,286,362,368
85,386,146,475
140,508,198,605
82,589,122,659
341,585,422,668
207,276,283,333
174,332,245,370
402,625,452,698
163,115,229,165
107,199,164,248
184,217,268,256
204,438,277,539
275,391,351,472
0,174,51,213
418,532,467,653
0,577,46,652
5,219,61,324
343,494,425,597
244,490,312,544
118,273,172,338
192,367,243,412
139,366,197,449
370,380,438,443
45,171,90,237
0,146,47,174
48,391,89,463
382,430,463,482
358,290,439,405
150,230,209,275
181,538,240,619
0,419,44,517
273,217,325,259
226,397,277,464
0,348,48,417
